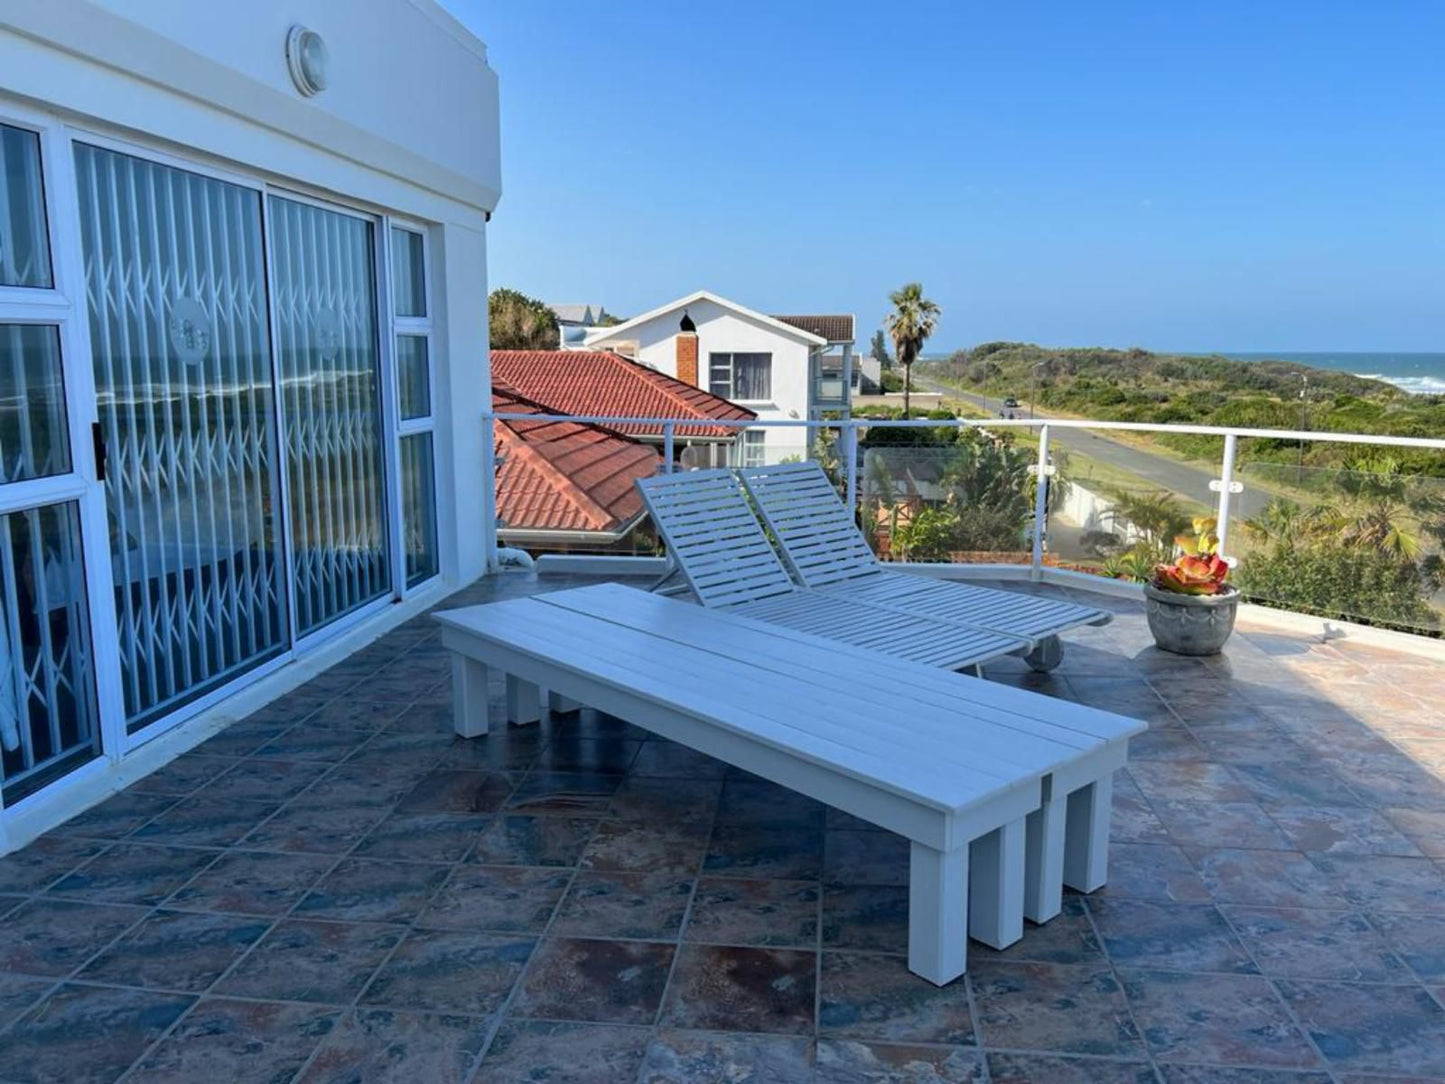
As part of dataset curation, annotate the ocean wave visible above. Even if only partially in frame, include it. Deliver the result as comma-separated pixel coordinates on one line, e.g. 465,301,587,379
1352,372,1445,396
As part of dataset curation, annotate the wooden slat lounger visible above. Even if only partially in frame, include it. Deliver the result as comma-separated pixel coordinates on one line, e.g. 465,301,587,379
436,582,1144,986
634,469,1030,673
738,461,1113,671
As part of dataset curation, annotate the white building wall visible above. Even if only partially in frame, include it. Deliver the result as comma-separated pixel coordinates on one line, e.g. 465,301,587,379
0,1,499,851
592,298,817,463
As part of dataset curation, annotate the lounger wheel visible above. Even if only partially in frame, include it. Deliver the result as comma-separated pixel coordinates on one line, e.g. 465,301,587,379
1024,635,1063,673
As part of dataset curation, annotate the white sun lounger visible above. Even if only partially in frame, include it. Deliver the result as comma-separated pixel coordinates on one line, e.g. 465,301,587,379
634,469,1031,673
436,582,1144,985
738,461,1113,671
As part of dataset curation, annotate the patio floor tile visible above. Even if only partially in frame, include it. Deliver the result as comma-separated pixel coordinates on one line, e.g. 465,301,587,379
214,919,403,1004
1,982,193,1084
359,928,534,1015
415,864,570,933
512,937,674,1024
165,849,335,915
1095,841,1211,902
820,883,909,955
466,813,597,866
1221,905,1411,982
703,823,824,880
296,1008,490,1084
393,769,514,814
578,819,710,876
123,998,339,1082
684,876,818,948
658,944,816,1034
47,843,220,906
129,795,282,848
986,1052,1155,1082
551,870,693,940
971,957,1142,1057
0,835,107,894
481,1019,651,1082
1187,847,1347,908
818,951,975,1044
822,829,911,886
293,858,451,925
77,909,269,991
1305,853,1445,913
352,811,489,864
1276,978,1445,1076
1087,898,1258,973
0,897,147,977
1120,969,1321,1068
1368,911,1445,983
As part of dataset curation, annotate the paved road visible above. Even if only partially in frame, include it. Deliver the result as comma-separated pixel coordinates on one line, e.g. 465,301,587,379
913,376,1272,521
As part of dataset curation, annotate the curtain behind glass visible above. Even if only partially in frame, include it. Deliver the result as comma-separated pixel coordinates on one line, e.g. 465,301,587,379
0,124,52,289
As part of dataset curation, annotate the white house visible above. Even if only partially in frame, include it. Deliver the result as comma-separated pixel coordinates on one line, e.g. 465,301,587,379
580,290,855,465
0,2,499,849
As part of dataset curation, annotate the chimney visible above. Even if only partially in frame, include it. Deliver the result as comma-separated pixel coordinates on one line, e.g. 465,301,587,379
676,310,699,386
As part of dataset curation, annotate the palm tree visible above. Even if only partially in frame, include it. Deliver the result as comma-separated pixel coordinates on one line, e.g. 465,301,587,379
885,283,940,419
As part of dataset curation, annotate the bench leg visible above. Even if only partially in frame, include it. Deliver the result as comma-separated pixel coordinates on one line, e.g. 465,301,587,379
505,676,542,726
451,656,493,738
1024,782,1066,924
547,690,582,714
1063,774,1114,893
969,817,1025,949
908,842,969,986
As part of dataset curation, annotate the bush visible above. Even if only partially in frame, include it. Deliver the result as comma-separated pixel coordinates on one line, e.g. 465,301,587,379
1236,543,1443,630
880,370,905,393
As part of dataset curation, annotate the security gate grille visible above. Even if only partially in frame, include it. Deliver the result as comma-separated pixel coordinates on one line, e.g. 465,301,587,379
76,144,288,732
268,196,391,636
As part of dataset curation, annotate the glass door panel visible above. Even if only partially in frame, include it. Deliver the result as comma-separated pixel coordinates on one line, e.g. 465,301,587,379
0,502,100,803
268,196,390,635
75,144,288,733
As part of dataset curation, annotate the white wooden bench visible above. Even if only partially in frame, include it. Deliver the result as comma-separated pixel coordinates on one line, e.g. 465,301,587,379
435,582,1144,986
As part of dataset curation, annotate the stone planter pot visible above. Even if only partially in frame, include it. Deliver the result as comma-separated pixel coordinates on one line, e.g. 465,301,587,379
1144,583,1240,656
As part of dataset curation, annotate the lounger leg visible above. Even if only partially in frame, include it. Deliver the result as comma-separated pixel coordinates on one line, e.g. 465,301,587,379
908,842,969,986
1024,779,1066,923
451,656,493,738
1024,635,1064,673
547,690,582,714
1063,774,1114,893
969,818,1026,949
505,676,542,726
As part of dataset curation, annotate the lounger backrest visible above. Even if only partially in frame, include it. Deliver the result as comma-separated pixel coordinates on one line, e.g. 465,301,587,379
738,462,881,588
635,469,799,608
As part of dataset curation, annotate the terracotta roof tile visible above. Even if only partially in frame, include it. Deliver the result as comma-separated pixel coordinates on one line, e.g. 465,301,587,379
772,314,855,343
493,388,661,537
491,350,754,439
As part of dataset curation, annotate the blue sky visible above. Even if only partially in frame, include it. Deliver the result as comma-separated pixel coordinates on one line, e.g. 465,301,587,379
449,2,1444,353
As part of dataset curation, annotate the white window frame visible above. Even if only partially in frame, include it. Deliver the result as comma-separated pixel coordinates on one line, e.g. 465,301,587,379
708,351,773,402
384,221,440,591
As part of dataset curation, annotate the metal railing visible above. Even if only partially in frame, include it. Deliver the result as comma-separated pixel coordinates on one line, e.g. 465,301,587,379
486,409,1445,634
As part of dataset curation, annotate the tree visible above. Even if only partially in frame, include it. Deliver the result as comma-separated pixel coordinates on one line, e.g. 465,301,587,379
489,288,559,350
884,283,940,420
870,329,892,370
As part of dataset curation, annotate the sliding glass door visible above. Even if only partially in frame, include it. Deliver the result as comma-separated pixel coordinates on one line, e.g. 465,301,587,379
268,196,391,636
76,144,288,733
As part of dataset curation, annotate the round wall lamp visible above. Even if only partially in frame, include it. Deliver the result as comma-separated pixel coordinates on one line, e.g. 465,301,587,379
286,25,329,97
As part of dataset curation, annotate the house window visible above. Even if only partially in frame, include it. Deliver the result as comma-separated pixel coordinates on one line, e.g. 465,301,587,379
742,430,766,468
0,123,52,288
708,352,771,401
390,226,438,587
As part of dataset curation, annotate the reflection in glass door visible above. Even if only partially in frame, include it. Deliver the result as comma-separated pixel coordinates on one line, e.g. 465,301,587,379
268,196,391,636
75,144,288,732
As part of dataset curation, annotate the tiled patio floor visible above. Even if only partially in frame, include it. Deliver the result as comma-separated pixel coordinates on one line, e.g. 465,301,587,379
1,573,1444,1083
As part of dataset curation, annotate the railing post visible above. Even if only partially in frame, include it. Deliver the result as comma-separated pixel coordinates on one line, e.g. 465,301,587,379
663,421,675,474
1214,433,1239,562
1031,424,1051,582
843,420,859,513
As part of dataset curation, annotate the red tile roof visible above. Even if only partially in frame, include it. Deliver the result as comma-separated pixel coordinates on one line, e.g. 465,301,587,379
492,350,754,439
773,314,855,343
493,388,661,538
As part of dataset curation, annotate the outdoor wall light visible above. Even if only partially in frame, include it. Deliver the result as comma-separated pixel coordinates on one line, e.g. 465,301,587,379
286,25,329,97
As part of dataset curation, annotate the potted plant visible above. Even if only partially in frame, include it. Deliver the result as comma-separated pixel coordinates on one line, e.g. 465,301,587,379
1144,517,1240,655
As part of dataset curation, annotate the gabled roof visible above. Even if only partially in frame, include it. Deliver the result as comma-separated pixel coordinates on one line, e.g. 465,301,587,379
492,388,660,539
582,289,828,348
492,349,755,439
773,314,855,344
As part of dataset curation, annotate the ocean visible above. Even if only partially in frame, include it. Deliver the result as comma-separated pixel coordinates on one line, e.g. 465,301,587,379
1220,352,1445,396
